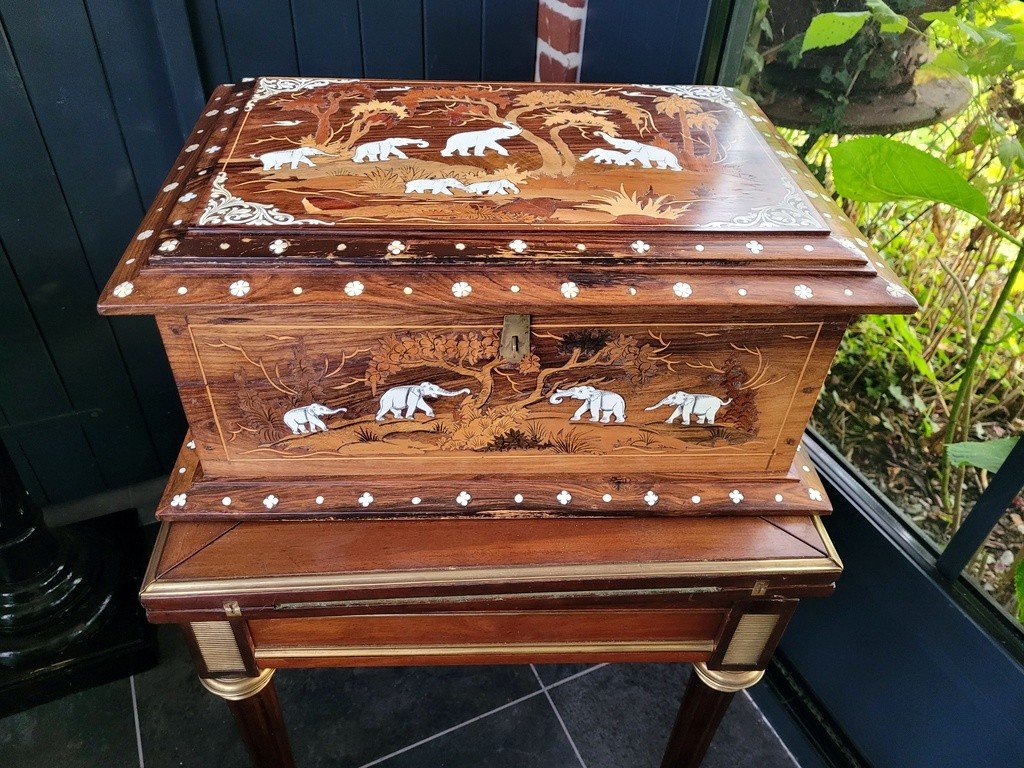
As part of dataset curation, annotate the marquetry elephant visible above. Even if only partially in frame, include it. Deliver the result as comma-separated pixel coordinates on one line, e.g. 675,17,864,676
253,146,330,171
352,137,429,163
441,121,522,157
645,392,732,425
549,386,627,423
463,179,521,196
594,131,682,171
283,403,347,434
375,382,471,421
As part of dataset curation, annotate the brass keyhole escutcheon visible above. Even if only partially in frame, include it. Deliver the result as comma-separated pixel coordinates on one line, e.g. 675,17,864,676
500,314,530,363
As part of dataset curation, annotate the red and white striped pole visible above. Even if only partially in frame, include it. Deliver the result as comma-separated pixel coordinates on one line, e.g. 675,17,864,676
535,0,588,83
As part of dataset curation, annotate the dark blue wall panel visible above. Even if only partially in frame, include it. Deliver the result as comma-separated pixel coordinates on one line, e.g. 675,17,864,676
424,0,482,80
482,0,537,80
291,0,364,77
581,0,712,84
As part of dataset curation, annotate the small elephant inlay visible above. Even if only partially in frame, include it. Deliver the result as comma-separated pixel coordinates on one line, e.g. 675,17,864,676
645,392,732,425
549,385,626,423
283,403,347,434
375,382,471,421
252,146,330,171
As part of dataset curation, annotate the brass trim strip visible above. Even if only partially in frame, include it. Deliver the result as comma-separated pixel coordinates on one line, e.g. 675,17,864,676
812,515,844,570
694,663,764,693
140,522,171,594
255,640,715,660
200,669,274,701
142,556,842,600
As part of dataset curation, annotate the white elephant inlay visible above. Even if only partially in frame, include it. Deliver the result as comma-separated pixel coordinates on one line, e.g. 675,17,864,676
441,121,522,157
283,403,347,434
404,177,466,195
579,148,635,166
594,131,682,171
463,179,521,196
253,146,330,171
549,386,626,423
353,138,428,163
645,392,732,425
375,382,471,421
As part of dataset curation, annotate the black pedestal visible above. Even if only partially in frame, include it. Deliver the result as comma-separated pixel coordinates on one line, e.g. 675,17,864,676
0,509,158,717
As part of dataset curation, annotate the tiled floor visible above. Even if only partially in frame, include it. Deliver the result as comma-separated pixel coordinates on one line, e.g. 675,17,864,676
1,627,799,768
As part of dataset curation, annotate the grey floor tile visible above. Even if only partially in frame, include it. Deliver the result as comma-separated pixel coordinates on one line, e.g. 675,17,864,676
132,625,251,768
550,663,796,768
0,676,137,768
371,695,581,768
277,663,541,768
534,664,597,687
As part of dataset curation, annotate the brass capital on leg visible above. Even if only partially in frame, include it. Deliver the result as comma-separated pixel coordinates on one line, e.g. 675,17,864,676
693,663,764,693
200,668,275,701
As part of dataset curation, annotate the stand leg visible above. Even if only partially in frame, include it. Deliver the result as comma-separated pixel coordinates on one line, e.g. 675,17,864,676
660,663,765,768
201,670,295,768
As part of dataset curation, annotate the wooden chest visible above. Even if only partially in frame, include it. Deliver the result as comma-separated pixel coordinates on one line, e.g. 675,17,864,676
98,77,914,520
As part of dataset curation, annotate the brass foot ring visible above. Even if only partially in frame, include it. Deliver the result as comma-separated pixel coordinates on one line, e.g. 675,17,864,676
694,663,764,693
200,668,275,701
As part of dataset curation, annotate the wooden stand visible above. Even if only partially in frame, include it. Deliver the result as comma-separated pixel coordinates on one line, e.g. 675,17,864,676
141,504,841,768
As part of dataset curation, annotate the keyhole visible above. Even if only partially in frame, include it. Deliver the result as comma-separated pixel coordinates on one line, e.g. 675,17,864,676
512,336,520,353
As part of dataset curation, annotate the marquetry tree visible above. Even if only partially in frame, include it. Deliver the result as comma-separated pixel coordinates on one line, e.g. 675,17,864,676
276,83,409,149
399,85,656,176
279,90,347,146
654,95,703,158
687,344,783,434
542,111,619,176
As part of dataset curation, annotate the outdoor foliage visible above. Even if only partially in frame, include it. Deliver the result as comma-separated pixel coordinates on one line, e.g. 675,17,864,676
742,0,1024,620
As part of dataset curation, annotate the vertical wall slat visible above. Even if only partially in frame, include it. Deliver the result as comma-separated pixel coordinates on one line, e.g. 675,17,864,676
291,0,364,77
358,0,424,78
148,0,207,141
423,0,482,80
216,0,301,79
581,0,712,84
481,0,537,81
0,5,163,491
184,0,232,90
0,243,103,503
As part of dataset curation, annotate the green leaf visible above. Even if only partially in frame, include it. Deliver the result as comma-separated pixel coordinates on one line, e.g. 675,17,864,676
946,437,1019,473
802,11,871,53
997,136,1024,169
829,136,989,218
1016,557,1024,624
866,0,908,34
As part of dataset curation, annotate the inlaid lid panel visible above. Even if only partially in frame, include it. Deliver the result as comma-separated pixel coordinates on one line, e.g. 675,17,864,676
98,77,917,315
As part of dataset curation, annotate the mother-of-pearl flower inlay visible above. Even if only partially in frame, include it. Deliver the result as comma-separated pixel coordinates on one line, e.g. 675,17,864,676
560,282,579,299
269,238,290,254
452,281,472,298
170,493,187,507
508,239,528,253
229,280,250,297
644,490,659,506
387,240,406,254
358,492,374,507
794,284,813,299
673,282,692,298
729,489,744,504
344,280,364,297
630,240,650,254
556,490,572,505
262,494,279,509
456,491,472,506
112,282,134,298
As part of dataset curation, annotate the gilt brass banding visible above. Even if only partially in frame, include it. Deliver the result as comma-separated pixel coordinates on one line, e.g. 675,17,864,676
200,669,274,701
694,663,764,693
143,555,841,599
191,620,246,674
255,640,714,660
721,613,779,666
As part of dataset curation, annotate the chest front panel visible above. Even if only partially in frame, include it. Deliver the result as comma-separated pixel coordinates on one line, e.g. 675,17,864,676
163,313,843,480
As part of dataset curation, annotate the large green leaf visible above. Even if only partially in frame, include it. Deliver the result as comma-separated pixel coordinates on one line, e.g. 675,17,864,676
1016,558,1024,624
866,0,908,34
946,437,1019,473
802,11,871,52
829,136,989,218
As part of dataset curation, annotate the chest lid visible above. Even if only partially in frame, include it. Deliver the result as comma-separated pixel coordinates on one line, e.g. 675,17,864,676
99,77,915,315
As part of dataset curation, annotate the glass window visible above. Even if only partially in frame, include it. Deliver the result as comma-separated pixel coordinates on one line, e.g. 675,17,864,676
737,0,1024,625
